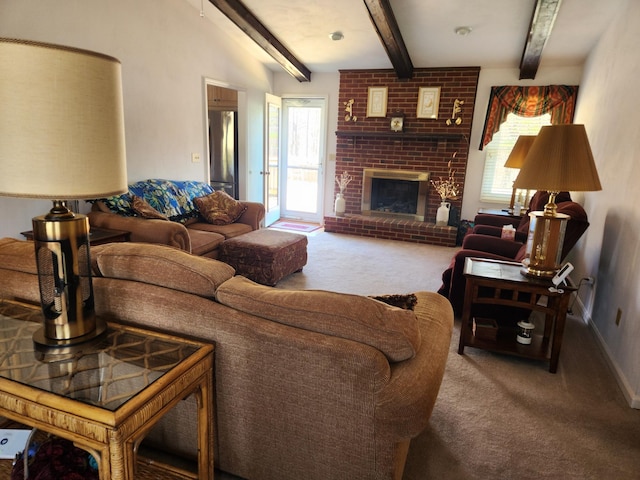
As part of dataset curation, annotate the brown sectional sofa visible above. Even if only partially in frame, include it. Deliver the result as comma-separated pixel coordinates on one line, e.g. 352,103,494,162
0,238,453,480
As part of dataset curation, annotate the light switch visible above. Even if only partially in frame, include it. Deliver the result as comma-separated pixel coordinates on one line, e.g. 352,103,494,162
191,153,201,163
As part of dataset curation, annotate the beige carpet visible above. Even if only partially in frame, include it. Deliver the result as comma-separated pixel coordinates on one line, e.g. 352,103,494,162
276,230,455,296
275,231,640,480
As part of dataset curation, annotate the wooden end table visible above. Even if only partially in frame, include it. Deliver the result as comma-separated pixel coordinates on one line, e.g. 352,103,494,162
21,227,131,245
0,299,213,479
458,257,575,373
476,208,523,221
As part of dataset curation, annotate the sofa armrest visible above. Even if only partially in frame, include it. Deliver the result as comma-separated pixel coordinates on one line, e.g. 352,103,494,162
375,291,453,439
88,211,191,252
236,201,265,230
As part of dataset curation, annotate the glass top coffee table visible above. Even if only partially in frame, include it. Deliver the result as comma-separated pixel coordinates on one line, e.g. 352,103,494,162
0,299,214,479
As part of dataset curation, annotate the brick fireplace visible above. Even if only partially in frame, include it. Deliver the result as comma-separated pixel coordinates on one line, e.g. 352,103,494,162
361,168,429,221
324,67,480,246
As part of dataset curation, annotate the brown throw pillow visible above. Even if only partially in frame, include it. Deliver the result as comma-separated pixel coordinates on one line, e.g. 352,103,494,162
370,293,418,310
131,195,168,220
194,191,247,225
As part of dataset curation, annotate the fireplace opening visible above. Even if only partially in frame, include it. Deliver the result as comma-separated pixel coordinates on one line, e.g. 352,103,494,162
371,178,419,215
361,169,430,221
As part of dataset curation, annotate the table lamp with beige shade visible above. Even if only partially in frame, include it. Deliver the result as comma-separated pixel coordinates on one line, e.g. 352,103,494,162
0,38,127,349
513,124,601,278
504,134,537,212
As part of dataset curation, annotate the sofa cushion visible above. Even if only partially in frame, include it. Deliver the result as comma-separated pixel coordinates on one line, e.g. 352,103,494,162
194,191,248,225
215,276,421,362
131,195,169,220
92,242,235,298
187,221,253,240
188,228,226,256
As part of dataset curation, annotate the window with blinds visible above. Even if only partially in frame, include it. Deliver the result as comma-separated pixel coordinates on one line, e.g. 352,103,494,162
480,112,552,204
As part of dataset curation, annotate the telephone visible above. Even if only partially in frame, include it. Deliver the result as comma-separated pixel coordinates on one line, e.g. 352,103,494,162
552,262,574,287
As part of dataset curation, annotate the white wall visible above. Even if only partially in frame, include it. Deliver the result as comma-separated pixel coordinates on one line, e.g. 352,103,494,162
0,0,273,237
572,0,640,408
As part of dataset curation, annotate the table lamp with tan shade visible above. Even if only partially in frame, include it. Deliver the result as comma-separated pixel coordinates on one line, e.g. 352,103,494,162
504,135,537,212
0,38,127,349
513,124,601,278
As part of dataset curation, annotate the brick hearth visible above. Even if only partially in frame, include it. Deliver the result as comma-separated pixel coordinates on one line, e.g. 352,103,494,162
324,214,457,247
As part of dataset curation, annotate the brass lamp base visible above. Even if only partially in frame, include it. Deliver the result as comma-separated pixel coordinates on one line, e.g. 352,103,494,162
521,210,569,278
31,200,103,349
33,317,107,352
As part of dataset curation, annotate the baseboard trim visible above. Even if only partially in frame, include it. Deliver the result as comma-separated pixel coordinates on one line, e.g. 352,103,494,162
575,297,640,409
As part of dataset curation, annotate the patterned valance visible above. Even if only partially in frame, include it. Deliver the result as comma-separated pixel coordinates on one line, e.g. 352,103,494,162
479,85,579,149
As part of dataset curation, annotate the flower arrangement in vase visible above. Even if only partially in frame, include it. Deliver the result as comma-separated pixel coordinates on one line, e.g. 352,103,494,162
334,171,352,216
431,153,460,225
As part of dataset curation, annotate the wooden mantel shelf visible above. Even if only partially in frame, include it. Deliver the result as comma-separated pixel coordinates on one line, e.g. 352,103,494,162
335,131,465,142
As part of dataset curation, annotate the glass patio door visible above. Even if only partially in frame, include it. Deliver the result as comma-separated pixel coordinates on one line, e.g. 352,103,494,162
280,97,326,223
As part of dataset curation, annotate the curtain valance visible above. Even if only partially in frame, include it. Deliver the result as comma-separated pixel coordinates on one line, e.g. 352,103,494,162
479,85,579,149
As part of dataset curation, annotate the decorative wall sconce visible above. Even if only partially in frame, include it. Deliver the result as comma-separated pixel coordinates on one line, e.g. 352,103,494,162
344,99,357,122
446,99,464,125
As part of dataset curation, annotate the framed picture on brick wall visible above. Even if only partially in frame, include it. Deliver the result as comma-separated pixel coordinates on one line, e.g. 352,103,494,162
417,87,441,119
366,86,388,117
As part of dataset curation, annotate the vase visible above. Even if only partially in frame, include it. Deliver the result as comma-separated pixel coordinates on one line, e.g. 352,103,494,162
436,201,450,226
335,193,346,216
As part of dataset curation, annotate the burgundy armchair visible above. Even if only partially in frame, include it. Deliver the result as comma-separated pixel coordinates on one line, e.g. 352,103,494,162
472,191,572,243
438,199,589,316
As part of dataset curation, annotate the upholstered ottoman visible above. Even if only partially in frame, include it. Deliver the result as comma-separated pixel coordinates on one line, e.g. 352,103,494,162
219,229,308,286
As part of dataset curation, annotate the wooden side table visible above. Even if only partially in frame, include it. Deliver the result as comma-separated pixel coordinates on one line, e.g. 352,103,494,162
458,257,574,373
21,227,130,245
0,299,214,479
477,208,523,221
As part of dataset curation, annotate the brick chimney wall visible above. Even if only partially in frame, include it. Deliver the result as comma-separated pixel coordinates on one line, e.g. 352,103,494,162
326,67,480,245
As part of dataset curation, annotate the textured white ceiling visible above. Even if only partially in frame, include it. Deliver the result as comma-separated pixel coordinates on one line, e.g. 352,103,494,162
188,0,624,75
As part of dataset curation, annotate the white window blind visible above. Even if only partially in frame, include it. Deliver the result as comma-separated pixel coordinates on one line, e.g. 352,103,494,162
480,113,552,204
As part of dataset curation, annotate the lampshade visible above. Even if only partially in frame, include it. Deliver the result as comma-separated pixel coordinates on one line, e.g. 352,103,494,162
513,124,602,193
512,124,601,278
0,38,127,199
0,38,127,350
504,135,537,169
504,135,537,211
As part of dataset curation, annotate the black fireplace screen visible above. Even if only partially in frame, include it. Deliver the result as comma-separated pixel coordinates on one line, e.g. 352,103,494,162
370,178,419,215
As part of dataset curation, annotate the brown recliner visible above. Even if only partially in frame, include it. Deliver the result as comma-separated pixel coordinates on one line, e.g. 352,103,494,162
438,199,589,316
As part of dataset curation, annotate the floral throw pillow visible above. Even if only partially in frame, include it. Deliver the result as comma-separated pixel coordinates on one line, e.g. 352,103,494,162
97,193,135,216
194,191,247,225
131,195,168,220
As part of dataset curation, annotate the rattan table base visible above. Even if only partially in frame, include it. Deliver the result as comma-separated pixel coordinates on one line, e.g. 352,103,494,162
0,300,214,480
0,457,195,480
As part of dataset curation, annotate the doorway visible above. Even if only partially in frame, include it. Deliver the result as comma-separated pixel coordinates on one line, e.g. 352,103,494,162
205,81,244,199
280,96,327,223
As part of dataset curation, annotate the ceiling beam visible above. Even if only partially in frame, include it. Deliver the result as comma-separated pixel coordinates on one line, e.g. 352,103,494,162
363,0,413,79
208,0,312,82
519,0,563,79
